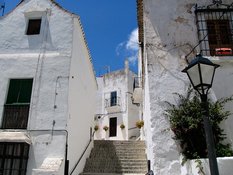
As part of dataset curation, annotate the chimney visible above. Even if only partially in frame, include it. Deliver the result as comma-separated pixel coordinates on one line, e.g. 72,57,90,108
125,59,129,75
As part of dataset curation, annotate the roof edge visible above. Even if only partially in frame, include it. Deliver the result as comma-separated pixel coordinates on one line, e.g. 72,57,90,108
3,0,78,18
137,0,144,43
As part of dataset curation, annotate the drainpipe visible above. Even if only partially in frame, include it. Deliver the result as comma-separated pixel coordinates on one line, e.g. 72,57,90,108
64,142,69,175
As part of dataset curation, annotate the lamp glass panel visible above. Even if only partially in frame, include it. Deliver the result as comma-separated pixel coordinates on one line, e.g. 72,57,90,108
187,64,200,87
200,64,215,85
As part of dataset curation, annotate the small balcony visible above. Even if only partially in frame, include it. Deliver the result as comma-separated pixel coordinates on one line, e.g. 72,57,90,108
133,77,142,104
105,97,121,113
1,104,30,129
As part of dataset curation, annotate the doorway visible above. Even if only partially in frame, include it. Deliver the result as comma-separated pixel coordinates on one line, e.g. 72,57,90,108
109,117,117,137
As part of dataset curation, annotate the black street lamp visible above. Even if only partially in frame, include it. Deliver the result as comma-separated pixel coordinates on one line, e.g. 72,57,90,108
182,54,220,175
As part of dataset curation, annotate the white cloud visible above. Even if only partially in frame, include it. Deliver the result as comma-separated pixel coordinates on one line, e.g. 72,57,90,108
116,28,139,66
116,42,125,56
128,55,138,65
126,28,139,51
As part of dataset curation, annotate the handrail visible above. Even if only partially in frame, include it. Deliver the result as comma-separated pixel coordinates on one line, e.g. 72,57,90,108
128,126,138,130
69,130,95,175
146,160,154,175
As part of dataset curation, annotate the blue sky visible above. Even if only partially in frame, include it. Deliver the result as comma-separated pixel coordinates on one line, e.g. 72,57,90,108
1,0,138,76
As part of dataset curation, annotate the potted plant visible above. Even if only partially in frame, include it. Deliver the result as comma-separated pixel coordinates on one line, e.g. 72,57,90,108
103,126,109,131
120,123,125,129
94,125,99,131
136,120,144,129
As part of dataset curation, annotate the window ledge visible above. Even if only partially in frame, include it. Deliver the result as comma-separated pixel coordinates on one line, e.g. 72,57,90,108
0,131,31,144
204,56,233,62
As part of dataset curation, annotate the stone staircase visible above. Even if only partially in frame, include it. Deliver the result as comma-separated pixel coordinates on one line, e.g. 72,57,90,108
80,140,148,175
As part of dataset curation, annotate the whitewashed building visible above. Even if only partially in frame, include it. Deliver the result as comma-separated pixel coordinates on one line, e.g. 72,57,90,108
95,61,140,140
137,0,233,174
0,0,97,174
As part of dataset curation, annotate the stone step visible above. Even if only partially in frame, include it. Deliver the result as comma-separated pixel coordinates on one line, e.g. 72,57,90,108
82,171,147,174
90,150,145,157
80,173,146,175
84,164,147,172
91,147,146,151
83,167,147,174
84,161,147,168
90,149,146,154
93,145,146,150
93,146,146,150
85,158,147,164
94,141,145,147
94,142,146,146
89,153,147,160
90,149,145,154
92,149,146,154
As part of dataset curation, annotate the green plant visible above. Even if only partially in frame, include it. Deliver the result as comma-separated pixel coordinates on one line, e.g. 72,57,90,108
120,123,125,129
195,159,205,175
136,120,144,129
94,125,99,131
103,126,109,131
165,87,233,161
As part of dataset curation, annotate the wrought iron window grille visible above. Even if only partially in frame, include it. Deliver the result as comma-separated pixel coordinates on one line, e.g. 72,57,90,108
194,1,233,57
0,142,29,175
209,0,232,9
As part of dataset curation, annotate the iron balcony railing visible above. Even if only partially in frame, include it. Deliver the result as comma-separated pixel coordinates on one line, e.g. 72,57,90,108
2,104,30,129
133,77,142,89
105,97,121,108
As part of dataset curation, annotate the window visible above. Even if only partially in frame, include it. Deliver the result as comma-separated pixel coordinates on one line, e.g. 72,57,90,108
110,91,117,106
195,7,233,56
0,142,29,175
26,19,41,35
2,79,33,129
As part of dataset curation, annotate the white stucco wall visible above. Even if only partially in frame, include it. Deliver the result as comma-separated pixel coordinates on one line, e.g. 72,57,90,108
0,0,73,53
127,71,141,139
0,0,96,174
141,0,233,174
212,60,233,147
95,65,140,140
67,17,97,175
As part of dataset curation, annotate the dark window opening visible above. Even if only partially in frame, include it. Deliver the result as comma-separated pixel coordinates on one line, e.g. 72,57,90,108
109,117,117,137
26,19,41,35
207,20,232,55
110,91,117,106
0,142,29,175
2,79,33,129
6,79,33,104
195,8,233,56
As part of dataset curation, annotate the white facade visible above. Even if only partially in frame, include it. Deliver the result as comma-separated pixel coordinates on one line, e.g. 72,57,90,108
0,0,97,175
137,0,233,174
95,61,140,140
